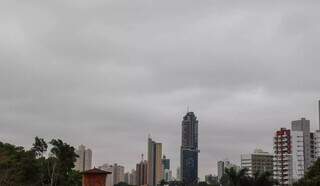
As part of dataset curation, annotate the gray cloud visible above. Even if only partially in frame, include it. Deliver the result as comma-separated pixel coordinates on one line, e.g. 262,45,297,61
0,0,320,178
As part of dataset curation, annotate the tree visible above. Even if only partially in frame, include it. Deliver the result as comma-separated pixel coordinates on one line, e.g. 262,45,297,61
249,171,278,186
0,138,82,186
48,139,80,186
220,167,276,186
31,136,48,158
220,167,250,186
0,141,40,186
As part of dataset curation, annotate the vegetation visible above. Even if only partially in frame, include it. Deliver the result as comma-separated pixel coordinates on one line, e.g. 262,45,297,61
0,137,81,186
293,158,320,186
220,167,278,186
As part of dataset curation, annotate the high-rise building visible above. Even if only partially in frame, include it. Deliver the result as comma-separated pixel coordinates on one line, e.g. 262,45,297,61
315,130,320,159
291,118,313,169
217,161,224,182
99,163,114,186
147,137,163,186
99,163,125,186
124,170,136,185
241,149,273,176
291,131,305,182
113,163,125,185
162,155,171,182
180,112,199,185
130,169,136,185
75,145,92,172
136,157,148,186
274,128,292,186
318,100,320,130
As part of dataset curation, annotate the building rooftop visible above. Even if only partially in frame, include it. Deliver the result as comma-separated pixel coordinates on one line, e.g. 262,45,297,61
82,168,112,175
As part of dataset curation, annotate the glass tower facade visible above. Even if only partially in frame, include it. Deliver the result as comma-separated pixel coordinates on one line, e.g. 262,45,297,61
180,112,199,185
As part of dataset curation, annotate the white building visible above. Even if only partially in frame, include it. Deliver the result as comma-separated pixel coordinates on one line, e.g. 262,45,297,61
291,131,305,182
315,130,320,159
99,164,114,186
75,145,92,172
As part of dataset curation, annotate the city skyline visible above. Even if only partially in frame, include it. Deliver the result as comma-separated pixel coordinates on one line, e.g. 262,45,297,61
1,0,320,180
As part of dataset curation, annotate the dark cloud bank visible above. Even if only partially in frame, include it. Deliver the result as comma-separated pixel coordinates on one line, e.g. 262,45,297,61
1,0,320,178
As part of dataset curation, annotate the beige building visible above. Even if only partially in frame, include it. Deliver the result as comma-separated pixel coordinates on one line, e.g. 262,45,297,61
147,137,163,186
241,149,273,176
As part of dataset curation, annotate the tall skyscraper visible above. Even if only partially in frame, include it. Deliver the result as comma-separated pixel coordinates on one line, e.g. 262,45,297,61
180,112,199,185
75,145,92,172
241,149,273,176
136,155,148,186
147,137,163,186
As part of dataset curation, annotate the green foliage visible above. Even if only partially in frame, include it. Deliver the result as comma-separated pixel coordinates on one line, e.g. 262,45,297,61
220,167,277,186
293,158,320,186
195,180,219,186
0,138,82,186
168,180,184,186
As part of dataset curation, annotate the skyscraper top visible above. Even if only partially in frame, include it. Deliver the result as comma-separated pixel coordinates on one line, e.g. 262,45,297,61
183,112,197,121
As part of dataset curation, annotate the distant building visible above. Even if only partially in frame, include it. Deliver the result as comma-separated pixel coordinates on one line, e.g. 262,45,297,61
136,156,148,186
217,160,239,181
241,149,273,176
75,145,92,172
148,137,163,186
98,163,125,186
125,170,136,185
113,163,125,185
176,167,181,181
99,164,114,186
162,155,171,182
205,174,218,185
180,112,199,185
217,161,224,182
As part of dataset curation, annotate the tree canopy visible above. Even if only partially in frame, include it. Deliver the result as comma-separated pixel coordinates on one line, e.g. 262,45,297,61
0,137,81,186
220,167,277,186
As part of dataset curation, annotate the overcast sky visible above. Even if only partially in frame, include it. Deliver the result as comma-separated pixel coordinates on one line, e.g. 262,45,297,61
1,0,320,178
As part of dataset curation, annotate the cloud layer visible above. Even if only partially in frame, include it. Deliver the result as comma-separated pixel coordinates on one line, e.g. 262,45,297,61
1,0,320,178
